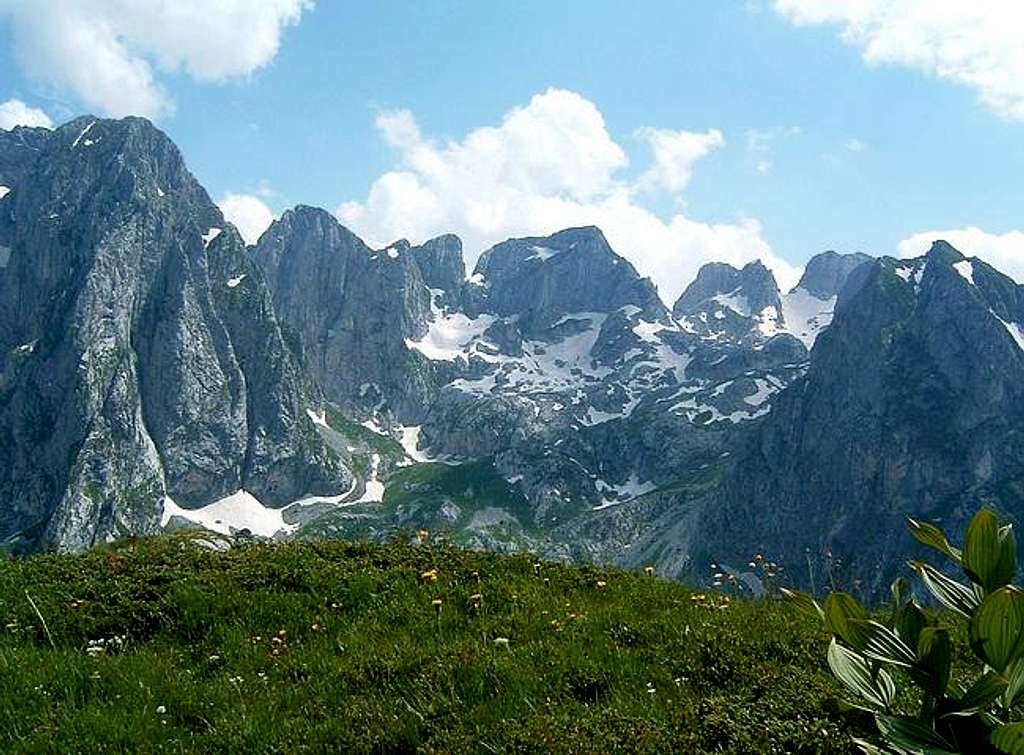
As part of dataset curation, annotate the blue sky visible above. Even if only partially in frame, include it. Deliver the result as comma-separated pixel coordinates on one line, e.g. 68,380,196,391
1,1,1022,299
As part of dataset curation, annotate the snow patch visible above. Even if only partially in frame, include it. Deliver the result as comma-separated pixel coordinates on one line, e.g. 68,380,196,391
632,319,664,343
526,245,558,261
360,416,388,435
71,121,96,148
755,305,783,337
593,473,657,510
0,185,9,199
398,425,433,463
713,290,751,317
226,274,246,288
202,228,222,247
780,288,836,348
743,378,775,407
998,317,1024,352
305,408,329,428
385,246,399,259
354,454,385,502
161,491,292,538
953,260,975,285
407,309,496,362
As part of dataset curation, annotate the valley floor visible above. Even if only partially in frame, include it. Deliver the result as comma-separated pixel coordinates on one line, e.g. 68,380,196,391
0,534,858,753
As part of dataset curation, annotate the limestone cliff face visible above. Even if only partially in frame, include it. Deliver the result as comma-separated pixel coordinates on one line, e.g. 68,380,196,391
0,117,349,552
251,206,447,422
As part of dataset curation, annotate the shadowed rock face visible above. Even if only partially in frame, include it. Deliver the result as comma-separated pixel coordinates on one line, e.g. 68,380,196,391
673,260,781,321
669,242,1024,595
251,206,450,421
0,117,349,552
410,234,465,298
473,226,668,327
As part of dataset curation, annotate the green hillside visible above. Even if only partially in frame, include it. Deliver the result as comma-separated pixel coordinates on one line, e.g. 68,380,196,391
0,534,858,753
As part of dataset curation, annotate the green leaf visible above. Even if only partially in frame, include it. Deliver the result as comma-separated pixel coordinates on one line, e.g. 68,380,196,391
970,586,1024,673
825,592,871,651
857,619,918,668
851,737,886,755
781,588,824,622
942,671,1008,717
1003,658,1024,709
895,599,929,650
991,722,1024,755
963,509,1015,593
874,714,956,754
914,626,953,697
911,560,981,618
827,639,895,710
907,517,962,563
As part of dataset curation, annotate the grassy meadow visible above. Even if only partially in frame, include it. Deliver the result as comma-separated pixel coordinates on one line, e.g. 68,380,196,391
0,533,861,753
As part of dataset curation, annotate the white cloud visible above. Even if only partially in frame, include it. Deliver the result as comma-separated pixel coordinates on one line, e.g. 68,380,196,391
844,137,866,152
633,127,724,194
0,0,311,119
219,193,276,245
338,88,799,302
0,97,52,129
774,0,1024,120
898,227,1024,282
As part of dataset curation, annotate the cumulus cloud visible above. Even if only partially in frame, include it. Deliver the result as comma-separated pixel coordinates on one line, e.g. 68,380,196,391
898,227,1024,282
338,88,799,302
0,0,311,119
219,193,276,245
774,0,1024,120
0,97,52,129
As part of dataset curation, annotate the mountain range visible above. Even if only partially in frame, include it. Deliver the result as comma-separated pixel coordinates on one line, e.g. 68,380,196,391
3,116,1023,597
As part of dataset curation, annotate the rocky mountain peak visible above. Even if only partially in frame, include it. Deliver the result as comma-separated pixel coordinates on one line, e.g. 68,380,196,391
688,237,1024,598
49,116,202,208
253,204,441,422
472,226,666,325
0,117,351,552
383,238,412,253
255,206,373,290
793,250,872,299
925,239,966,266
672,260,781,319
409,234,465,295
0,124,52,187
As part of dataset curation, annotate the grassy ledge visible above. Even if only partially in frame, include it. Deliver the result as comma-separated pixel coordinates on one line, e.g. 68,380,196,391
0,534,859,753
